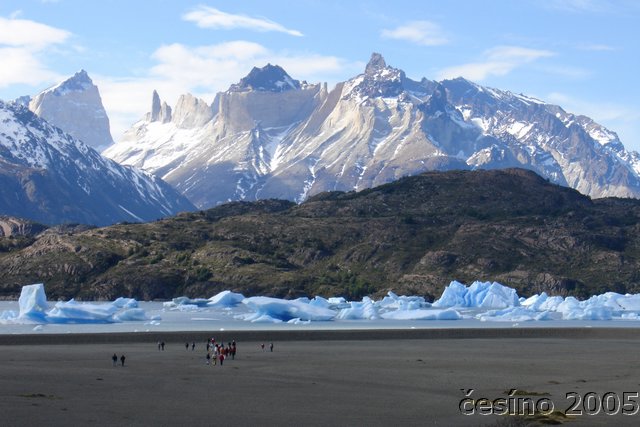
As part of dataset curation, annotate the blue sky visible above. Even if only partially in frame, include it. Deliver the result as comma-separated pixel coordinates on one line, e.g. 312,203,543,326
1,0,639,151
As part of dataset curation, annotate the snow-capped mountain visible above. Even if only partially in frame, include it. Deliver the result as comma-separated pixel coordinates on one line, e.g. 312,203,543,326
28,70,114,151
0,100,194,226
104,53,640,208
440,77,640,198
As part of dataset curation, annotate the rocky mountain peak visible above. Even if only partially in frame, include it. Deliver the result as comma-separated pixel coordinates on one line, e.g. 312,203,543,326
228,63,300,92
344,52,406,99
365,52,387,75
28,70,114,150
48,70,93,96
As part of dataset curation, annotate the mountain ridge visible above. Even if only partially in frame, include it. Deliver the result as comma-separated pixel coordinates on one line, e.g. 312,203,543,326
104,53,640,208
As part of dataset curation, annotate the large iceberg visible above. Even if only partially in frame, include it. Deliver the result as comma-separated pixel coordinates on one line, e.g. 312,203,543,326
376,291,430,310
17,283,49,322
336,297,381,320
242,296,336,322
207,290,245,307
433,281,520,309
164,290,246,310
2,283,153,325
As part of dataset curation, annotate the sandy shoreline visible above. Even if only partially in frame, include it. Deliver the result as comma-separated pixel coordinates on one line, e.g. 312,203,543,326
2,326,640,345
2,329,640,426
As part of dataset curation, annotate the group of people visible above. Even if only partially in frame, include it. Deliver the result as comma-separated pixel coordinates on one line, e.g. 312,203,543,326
205,338,236,366
111,353,125,366
110,337,275,368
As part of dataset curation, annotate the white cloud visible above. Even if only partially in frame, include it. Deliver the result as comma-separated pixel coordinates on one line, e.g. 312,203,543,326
182,6,303,37
0,16,71,88
0,16,70,49
0,47,64,88
381,21,448,46
97,41,357,140
436,46,554,81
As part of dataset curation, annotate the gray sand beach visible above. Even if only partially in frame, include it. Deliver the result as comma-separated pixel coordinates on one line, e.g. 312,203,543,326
1,329,640,426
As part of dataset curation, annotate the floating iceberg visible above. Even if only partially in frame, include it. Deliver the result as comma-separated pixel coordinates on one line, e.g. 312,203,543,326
521,293,564,311
433,281,520,309
164,291,245,310
17,283,49,323
336,297,381,320
2,283,153,325
207,290,245,307
375,291,430,310
242,296,336,322
164,296,210,308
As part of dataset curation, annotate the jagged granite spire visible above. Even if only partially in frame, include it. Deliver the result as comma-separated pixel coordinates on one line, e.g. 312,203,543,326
28,70,114,150
148,90,172,123
172,94,214,128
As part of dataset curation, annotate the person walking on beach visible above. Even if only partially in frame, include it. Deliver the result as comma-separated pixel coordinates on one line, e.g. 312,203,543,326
270,342,274,352
161,341,165,351
192,342,195,351
157,341,161,351
185,342,189,350
206,352,211,365
112,353,118,366
120,354,126,367
219,353,224,366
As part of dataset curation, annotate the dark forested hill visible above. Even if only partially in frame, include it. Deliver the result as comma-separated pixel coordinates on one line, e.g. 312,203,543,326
1,168,639,301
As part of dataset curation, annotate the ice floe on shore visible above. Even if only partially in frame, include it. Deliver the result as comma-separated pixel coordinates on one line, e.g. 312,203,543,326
4,280,640,329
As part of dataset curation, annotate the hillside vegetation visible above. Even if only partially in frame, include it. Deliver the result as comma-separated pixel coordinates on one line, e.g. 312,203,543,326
1,169,639,301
